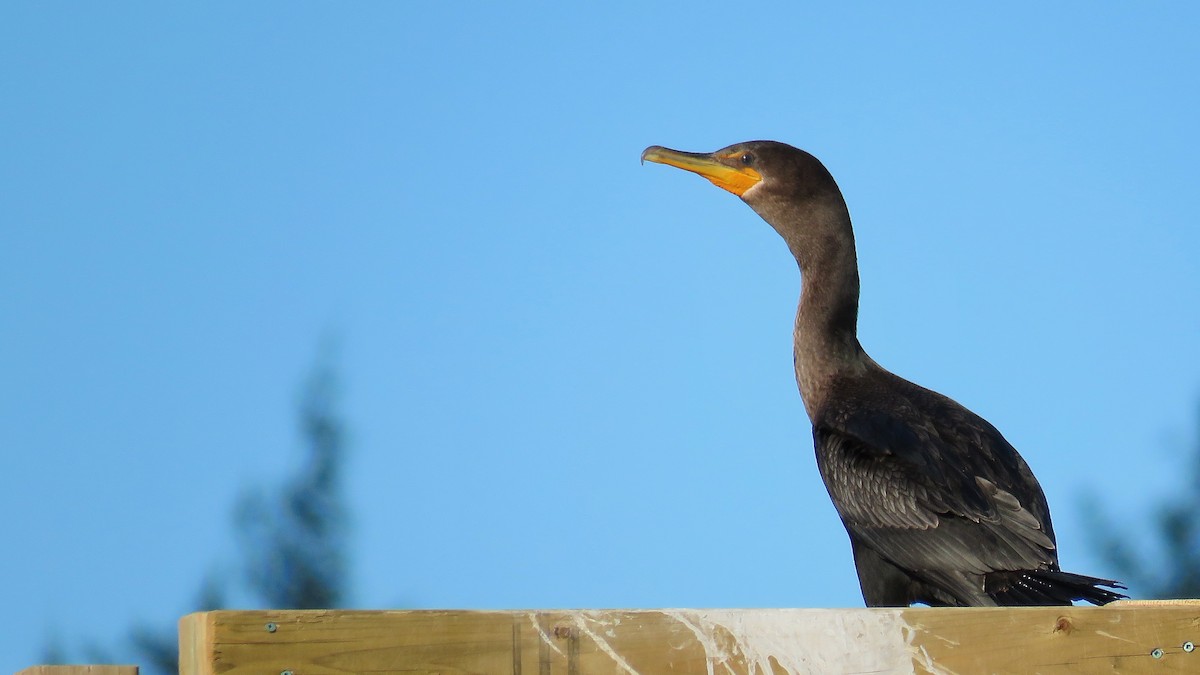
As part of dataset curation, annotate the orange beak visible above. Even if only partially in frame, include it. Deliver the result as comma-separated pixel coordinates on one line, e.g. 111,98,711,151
641,145,762,197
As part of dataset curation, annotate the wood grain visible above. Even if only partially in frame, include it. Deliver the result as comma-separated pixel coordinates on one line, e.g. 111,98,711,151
177,604,1200,674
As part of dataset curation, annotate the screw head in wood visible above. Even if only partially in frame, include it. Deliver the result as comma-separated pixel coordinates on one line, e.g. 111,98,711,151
1151,648,1164,659
1185,641,1195,653
265,622,278,633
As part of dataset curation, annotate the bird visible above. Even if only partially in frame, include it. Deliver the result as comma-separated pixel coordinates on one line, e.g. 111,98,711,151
640,141,1126,607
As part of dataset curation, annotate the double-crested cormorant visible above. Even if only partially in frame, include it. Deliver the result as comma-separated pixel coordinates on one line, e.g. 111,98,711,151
641,141,1126,607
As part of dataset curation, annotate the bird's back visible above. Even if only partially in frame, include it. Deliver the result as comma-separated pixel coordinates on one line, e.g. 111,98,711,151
812,365,1068,606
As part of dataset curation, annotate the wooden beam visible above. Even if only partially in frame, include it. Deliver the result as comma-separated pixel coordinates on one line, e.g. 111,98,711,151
179,603,1200,674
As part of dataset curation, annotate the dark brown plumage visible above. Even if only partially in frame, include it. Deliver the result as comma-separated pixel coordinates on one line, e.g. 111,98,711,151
641,140,1125,606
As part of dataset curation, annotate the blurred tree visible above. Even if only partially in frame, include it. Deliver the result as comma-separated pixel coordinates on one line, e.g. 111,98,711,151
235,352,350,610
1084,402,1200,599
50,349,352,674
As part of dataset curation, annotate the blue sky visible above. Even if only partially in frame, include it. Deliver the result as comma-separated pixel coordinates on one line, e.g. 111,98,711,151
3,2,1199,671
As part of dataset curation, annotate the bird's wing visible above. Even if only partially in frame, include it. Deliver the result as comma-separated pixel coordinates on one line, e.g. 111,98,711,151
813,404,1058,579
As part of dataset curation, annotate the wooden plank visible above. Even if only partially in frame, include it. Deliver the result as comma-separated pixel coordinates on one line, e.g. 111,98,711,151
178,604,1200,675
15,662,138,667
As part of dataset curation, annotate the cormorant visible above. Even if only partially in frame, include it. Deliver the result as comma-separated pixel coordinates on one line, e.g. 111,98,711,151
641,141,1126,607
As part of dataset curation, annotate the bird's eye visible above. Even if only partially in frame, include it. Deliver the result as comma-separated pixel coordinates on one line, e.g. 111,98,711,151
740,153,754,166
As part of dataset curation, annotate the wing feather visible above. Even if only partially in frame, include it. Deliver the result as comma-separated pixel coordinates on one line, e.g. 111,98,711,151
813,373,1060,591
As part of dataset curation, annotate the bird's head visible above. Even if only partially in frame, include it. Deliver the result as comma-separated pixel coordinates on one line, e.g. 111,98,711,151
641,140,850,263
641,140,839,200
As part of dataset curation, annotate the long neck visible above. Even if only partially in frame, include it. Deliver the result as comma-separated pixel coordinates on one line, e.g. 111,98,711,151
782,205,868,420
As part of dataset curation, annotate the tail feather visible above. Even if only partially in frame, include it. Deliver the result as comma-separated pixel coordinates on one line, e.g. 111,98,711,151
987,569,1127,606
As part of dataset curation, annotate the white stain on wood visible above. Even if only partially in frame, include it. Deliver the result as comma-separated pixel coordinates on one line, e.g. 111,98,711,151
664,608,921,675
527,613,565,658
573,612,642,675
1094,630,1138,644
